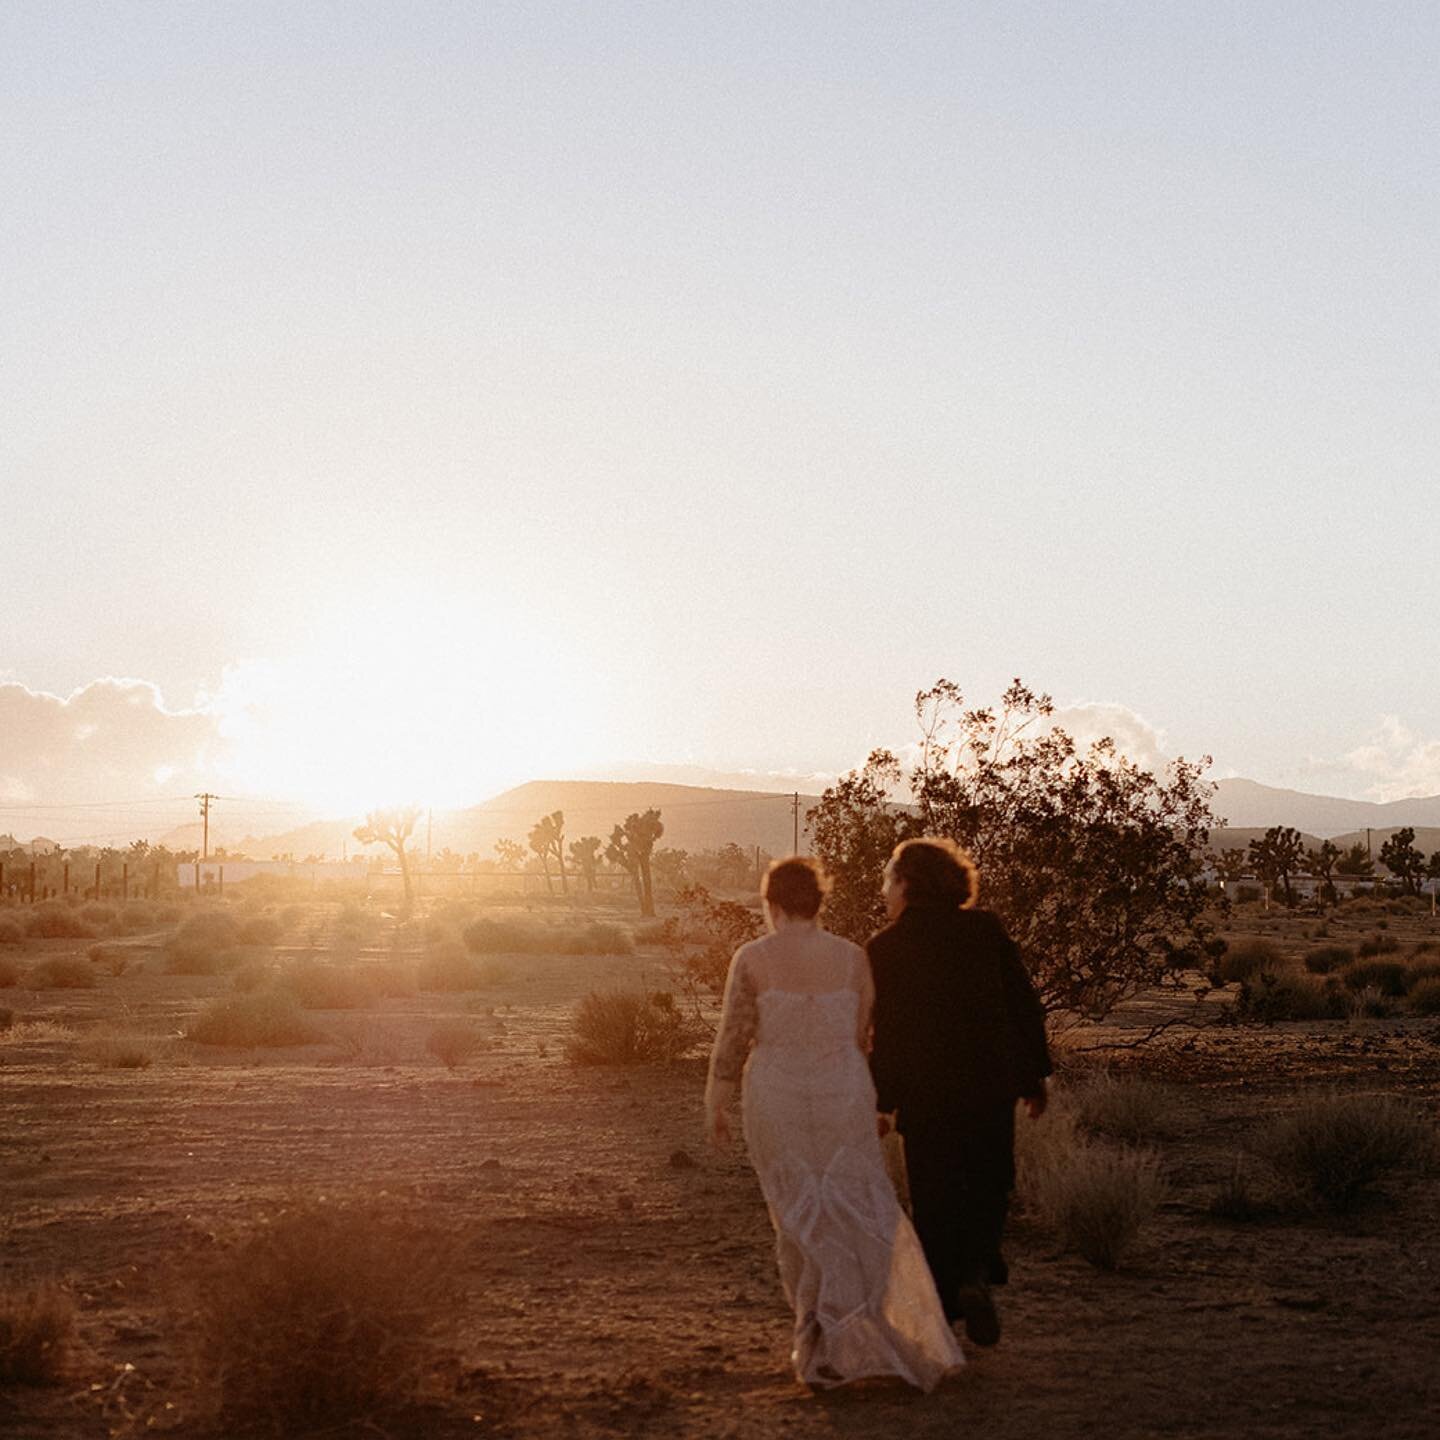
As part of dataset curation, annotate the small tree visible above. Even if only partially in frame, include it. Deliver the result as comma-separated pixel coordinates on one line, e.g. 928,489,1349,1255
568,836,602,894
1305,839,1341,905
1248,826,1306,907
606,810,664,917
1426,851,1440,884
1379,827,1426,896
527,811,568,895
353,807,421,909
1214,848,1249,883
651,847,690,896
810,678,1220,1024
493,838,525,871
1335,843,1374,879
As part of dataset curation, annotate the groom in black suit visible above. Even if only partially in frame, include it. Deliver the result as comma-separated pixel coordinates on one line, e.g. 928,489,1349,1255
867,837,1052,1346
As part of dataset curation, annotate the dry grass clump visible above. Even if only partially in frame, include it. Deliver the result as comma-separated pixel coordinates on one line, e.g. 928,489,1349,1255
4,1020,75,1042
1067,1072,1182,1143
27,955,98,989
416,939,487,991
187,991,321,1048
462,917,551,954
327,1017,406,1066
1213,938,1284,984
24,902,98,940
0,918,25,947
187,1201,458,1434
165,911,243,974
1207,1155,1279,1222
0,1278,75,1386
275,960,377,1010
0,1007,13,1031
1254,1091,1434,1213
115,901,161,934
237,915,283,947
566,988,701,1065
1341,958,1409,996
1017,1107,1165,1270
559,921,635,956
425,1020,486,1069
88,943,134,976
1406,977,1440,1016
1357,932,1401,959
79,1029,160,1069
80,902,116,928
1304,945,1355,974
1236,969,1344,1022
1348,985,1396,1019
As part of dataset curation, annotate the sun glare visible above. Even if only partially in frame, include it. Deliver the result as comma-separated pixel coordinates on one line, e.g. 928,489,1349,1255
209,600,607,814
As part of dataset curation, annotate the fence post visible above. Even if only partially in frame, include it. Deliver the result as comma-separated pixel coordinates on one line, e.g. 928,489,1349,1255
194,861,200,892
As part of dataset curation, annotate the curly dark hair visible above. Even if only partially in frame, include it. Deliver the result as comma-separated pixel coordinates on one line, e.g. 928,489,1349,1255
763,856,830,919
888,837,978,910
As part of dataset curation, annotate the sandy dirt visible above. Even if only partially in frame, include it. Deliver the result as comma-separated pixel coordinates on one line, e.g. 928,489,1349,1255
2,903,1439,1439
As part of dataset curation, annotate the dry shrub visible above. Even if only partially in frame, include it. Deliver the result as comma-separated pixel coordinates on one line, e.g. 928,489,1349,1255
328,1017,406,1066
1208,1155,1278,1222
416,939,487,991
116,901,160,934
0,1008,12,1031
1304,945,1355,974
5,1020,74,1042
188,991,321,1047
0,1278,74,1386
80,902,116,927
1025,1136,1167,1270
88,943,132,976
566,988,701,1065
27,955,97,990
238,916,283,947
24,903,97,940
1349,985,1397,1019
1237,969,1344,1022
1357,932,1401,959
1254,1091,1434,1212
1214,938,1284,983
1068,1072,1181,1143
462,918,549,954
425,1020,486,1069
632,918,670,945
188,1201,458,1434
80,1029,159,1069
166,911,243,974
558,921,635,956
0,954,21,987
1342,959,1409,996
0,918,25,947
276,961,377,1010
1406,977,1440,1016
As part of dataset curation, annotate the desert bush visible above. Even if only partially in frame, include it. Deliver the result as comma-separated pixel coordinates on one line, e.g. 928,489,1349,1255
24,903,97,940
368,958,419,997
462,918,549,954
0,955,20,987
0,918,25,946
80,903,116,927
566,988,701,1065
632,918,671,945
425,1020,486,1069
1349,985,1397,1019
1254,1092,1434,1212
0,1007,12,1031
1357,932,1401,959
80,1030,159,1069
238,916,283,947
88,943,133,976
1404,959,1440,988
1237,969,1344,1022
1304,945,1355,975
276,961,376,1010
188,991,321,1048
188,1201,457,1433
1024,1133,1166,1270
1214,938,1284,984
558,921,635,956
4,1020,74,1042
1208,1155,1277,1223
27,955,97,989
1341,959,1409,996
416,940,487,992
1406,978,1440,1016
328,1017,406,1066
1068,1072,1181,1143
166,911,243,974
116,901,159,934
0,1278,74,1386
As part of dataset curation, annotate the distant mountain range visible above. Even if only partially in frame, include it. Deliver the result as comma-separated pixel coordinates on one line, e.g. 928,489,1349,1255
140,774,1440,864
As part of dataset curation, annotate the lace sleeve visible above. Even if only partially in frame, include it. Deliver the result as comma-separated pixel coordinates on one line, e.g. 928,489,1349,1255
706,948,759,1105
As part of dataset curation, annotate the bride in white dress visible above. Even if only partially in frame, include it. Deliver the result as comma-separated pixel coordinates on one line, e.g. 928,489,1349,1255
704,858,963,1391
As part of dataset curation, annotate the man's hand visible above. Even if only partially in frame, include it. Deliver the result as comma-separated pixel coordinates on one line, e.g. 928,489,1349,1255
876,1111,894,1139
1023,1080,1049,1121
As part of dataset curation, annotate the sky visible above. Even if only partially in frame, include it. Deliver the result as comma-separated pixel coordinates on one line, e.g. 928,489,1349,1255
3,2,1439,842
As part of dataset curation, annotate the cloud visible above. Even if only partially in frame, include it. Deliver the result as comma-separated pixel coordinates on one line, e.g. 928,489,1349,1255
1340,716,1440,802
0,679,224,841
1047,701,1173,771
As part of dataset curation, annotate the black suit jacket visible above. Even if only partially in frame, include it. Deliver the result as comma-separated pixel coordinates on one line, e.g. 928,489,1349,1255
867,903,1052,1126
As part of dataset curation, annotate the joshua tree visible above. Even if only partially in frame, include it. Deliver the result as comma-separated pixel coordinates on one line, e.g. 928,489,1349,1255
493,838,525,871
1379,827,1426,896
568,835,602,893
353,807,421,909
1304,839,1341,904
528,810,568,895
606,809,665,916
1248,826,1306,906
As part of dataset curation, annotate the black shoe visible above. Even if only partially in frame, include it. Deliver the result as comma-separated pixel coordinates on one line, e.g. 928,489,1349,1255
955,1284,1001,1347
986,1252,1010,1288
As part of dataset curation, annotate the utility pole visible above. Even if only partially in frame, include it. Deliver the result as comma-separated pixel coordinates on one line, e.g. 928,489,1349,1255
792,792,801,855
195,793,218,862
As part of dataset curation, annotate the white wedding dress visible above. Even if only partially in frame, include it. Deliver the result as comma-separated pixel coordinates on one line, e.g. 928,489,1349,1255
706,925,963,1391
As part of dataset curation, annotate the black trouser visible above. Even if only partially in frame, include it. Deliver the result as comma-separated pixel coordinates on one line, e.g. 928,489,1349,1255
900,1101,1016,1320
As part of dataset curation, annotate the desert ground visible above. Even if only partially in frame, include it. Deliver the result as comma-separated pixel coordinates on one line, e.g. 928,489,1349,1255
2,892,1439,1440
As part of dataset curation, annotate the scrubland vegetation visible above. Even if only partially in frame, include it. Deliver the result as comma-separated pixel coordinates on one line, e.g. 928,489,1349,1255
1,874,1437,1439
